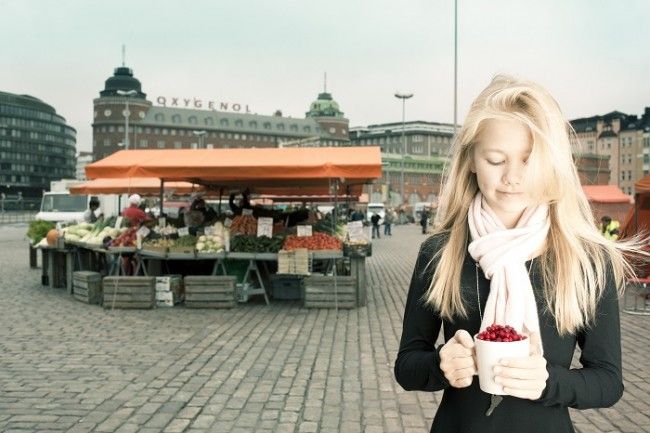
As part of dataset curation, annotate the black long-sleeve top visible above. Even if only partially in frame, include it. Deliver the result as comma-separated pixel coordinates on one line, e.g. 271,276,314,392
395,233,623,433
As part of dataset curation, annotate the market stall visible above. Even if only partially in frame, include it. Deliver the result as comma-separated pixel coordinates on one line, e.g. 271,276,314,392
34,147,381,310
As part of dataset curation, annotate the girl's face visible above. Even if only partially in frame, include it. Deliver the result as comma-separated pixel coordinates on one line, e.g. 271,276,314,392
470,118,533,229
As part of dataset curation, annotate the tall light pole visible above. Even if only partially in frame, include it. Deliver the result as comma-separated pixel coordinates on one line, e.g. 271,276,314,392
193,130,207,149
117,89,137,150
395,92,413,206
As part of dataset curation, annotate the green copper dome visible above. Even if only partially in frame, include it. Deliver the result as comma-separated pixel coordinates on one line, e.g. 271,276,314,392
306,92,344,118
99,66,147,98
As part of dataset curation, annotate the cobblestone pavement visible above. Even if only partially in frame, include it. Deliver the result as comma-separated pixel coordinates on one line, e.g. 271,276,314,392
0,223,648,433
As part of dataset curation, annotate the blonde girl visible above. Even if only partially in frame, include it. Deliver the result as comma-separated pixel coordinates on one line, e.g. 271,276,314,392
395,75,640,433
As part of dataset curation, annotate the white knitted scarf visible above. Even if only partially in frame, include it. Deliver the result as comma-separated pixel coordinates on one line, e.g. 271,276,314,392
467,193,549,337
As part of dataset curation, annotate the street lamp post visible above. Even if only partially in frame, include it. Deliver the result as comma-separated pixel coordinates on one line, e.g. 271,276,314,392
117,90,137,150
193,130,207,149
395,92,413,206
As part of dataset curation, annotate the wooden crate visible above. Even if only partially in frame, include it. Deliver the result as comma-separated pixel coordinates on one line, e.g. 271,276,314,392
304,275,357,309
102,277,155,309
277,249,310,275
73,271,103,305
271,274,304,300
184,276,237,309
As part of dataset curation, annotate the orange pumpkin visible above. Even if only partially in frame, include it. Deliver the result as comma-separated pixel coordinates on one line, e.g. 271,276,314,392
46,229,59,246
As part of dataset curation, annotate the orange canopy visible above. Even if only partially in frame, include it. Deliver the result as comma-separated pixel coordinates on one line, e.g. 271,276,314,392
84,147,382,196
69,178,204,195
581,185,632,204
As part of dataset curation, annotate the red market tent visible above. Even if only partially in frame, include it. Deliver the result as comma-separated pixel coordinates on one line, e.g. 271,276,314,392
621,175,650,239
84,147,382,197
581,185,632,224
69,178,204,195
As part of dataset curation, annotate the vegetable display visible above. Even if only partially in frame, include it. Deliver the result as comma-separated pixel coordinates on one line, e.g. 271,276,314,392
283,232,342,251
109,227,138,247
26,220,56,244
230,215,257,236
231,235,285,253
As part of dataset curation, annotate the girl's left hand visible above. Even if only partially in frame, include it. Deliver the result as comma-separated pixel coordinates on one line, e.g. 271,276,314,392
493,332,549,400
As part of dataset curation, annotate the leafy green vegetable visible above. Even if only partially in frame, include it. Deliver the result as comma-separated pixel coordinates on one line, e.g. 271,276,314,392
26,220,55,244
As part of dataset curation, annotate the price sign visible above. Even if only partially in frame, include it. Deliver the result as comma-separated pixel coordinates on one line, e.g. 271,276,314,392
136,234,142,250
158,217,166,228
242,208,254,216
297,225,313,237
114,216,123,229
348,221,364,242
257,217,273,238
224,218,233,228
136,225,150,239
178,227,190,237
204,226,214,236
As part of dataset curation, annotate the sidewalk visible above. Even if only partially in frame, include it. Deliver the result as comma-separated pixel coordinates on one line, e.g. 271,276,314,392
0,224,647,432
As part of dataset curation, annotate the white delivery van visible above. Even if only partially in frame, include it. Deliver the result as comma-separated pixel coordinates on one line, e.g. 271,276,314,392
36,186,122,223
366,202,386,225
36,192,94,223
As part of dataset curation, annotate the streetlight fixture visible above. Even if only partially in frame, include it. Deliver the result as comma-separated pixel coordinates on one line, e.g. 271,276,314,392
395,92,413,206
193,130,207,149
116,89,138,150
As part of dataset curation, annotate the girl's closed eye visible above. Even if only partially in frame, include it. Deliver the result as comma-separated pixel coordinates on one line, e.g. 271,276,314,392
487,159,505,166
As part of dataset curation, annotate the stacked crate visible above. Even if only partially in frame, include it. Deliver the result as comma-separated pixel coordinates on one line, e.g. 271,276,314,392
155,275,183,307
304,275,357,309
73,271,102,305
102,277,155,309
277,248,310,275
184,276,237,309
270,274,304,300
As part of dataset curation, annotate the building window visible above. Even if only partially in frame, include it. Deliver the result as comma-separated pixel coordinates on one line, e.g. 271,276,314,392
188,116,198,125
290,124,298,132
157,140,165,149
235,120,243,127
413,135,423,142
221,118,229,127
162,129,168,135
264,122,271,130
303,126,311,133
139,139,148,148
155,113,165,122
249,121,258,129
205,117,214,126
277,124,285,131
329,127,335,134
103,138,110,146
172,114,181,124
174,141,182,149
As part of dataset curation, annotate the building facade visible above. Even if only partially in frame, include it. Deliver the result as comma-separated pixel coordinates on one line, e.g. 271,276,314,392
571,108,650,195
76,151,93,180
0,91,76,203
92,66,350,160
350,121,454,205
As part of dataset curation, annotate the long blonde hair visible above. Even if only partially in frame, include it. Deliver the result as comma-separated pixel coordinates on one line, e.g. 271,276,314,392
427,74,642,335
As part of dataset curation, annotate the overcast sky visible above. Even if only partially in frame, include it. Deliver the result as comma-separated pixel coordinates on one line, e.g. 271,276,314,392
2,0,649,153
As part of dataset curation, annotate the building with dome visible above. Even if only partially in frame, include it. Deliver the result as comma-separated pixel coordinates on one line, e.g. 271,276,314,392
0,91,76,207
92,65,350,160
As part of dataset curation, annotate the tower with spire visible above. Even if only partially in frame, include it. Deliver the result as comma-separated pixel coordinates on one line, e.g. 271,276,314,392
305,73,350,143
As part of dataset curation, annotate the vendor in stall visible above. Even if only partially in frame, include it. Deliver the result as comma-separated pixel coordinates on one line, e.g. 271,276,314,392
229,189,252,216
122,194,149,227
184,196,207,235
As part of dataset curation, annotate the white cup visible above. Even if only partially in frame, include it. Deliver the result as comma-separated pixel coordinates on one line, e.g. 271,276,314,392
474,335,530,395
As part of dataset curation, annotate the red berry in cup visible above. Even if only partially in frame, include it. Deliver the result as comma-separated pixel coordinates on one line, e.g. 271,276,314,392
477,324,527,342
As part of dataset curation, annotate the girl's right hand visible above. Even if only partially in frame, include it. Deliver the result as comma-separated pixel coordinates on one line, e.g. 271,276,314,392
439,329,477,388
